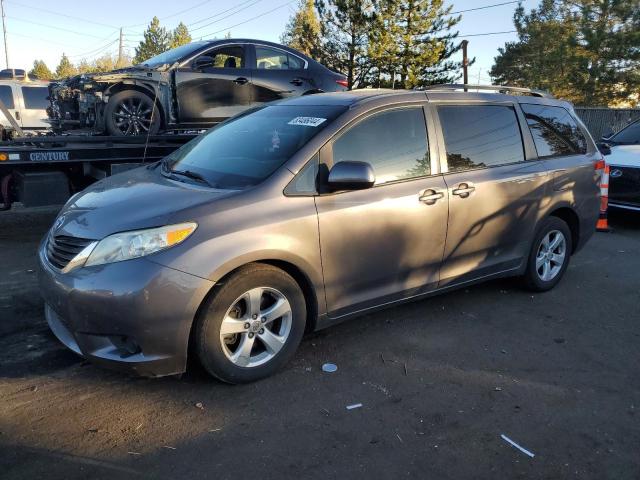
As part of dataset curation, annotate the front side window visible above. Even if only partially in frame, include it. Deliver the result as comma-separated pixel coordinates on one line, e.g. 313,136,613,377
609,120,640,146
332,107,430,185
163,105,346,189
438,105,525,172
21,87,48,109
0,85,14,109
256,47,303,70
203,46,245,69
521,104,587,157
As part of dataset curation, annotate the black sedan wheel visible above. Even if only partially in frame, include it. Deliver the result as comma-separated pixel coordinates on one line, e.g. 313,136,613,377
105,90,160,136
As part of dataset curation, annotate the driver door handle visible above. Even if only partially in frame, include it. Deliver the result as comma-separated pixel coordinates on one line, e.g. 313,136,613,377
234,77,249,85
290,78,304,86
418,189,445,205
452,182,476,198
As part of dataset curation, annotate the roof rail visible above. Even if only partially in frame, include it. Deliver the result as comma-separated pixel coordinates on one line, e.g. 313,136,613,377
423,84,554,98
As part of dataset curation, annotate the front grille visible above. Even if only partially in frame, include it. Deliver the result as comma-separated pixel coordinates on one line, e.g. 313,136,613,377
46,235,93,270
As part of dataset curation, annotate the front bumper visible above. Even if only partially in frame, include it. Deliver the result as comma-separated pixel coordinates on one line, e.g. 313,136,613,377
38,242,214,377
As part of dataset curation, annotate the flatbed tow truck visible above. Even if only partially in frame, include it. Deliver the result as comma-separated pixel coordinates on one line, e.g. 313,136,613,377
0,98,196,210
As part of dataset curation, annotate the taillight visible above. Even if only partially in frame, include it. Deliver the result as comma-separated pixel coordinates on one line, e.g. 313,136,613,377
336,79,348,88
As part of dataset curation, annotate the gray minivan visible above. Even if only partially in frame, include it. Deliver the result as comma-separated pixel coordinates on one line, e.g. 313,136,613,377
38,86,602,383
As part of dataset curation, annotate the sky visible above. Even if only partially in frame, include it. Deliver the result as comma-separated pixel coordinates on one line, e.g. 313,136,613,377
1,0,538,81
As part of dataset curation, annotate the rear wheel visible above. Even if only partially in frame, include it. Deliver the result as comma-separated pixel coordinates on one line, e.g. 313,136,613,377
104,90,160,136
522,217,572,291
196,264,306,383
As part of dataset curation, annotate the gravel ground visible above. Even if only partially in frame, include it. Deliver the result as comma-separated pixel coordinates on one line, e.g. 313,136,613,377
0,207,639,480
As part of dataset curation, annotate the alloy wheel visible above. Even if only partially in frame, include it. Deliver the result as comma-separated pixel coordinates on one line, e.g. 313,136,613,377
113,98,154,135
219,287,293,368
535,229,567,282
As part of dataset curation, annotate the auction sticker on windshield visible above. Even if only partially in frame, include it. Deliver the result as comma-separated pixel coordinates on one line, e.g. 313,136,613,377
288,117,327,127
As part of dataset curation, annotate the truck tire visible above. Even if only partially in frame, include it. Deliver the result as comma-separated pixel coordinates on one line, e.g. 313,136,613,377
104,90,160,136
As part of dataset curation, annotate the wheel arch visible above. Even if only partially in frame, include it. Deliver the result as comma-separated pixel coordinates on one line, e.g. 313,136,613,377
548,206,580,254
104,83,167,129
187,258,320,363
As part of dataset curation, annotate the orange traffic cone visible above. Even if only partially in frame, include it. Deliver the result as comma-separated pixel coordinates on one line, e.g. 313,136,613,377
596,161,610,232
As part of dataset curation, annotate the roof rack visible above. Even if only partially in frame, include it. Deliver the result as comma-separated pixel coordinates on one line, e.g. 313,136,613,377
423,84,554,98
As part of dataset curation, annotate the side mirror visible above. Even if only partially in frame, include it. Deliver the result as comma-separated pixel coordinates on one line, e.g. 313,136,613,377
601,129,614,141
596,142,612,156
327,161,375,191
193,55,214,70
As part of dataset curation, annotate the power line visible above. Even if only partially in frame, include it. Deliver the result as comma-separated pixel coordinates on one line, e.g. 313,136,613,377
4,0,119,29
124,0,216,28
449,1,519,15
190,0,263,32
6,16,115,39
188,0,261,27
67,38,120,59
459,30,517,37
200,0,296,39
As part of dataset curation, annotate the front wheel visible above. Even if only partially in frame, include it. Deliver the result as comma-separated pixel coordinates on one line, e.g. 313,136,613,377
522,217,572,292
104,90,160,136
195,264,307,383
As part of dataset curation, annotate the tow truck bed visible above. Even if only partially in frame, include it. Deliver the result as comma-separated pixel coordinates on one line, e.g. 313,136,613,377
0,134,196,209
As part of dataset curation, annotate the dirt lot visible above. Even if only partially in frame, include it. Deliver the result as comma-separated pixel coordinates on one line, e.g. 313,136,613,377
1,207,639,479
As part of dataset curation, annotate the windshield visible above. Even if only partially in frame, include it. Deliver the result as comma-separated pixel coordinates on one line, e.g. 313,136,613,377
610,120,640,145
138,41,209,68
162,105,346,189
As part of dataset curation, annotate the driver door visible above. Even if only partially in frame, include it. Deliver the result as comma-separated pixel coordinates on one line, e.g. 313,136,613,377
175,44,253,125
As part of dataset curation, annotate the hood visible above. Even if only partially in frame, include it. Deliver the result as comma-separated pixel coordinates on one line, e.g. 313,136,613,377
52,165,238,240
608,145,640,168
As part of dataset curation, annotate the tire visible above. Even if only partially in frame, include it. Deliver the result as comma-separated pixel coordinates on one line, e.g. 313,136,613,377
196,264,307,384
522,216,572,292
104,90,160,136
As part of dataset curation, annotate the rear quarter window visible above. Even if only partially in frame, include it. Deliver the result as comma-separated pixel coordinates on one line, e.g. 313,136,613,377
521,104,587,157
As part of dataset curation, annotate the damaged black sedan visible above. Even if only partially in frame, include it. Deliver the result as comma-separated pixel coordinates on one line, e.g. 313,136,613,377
48,39,347,136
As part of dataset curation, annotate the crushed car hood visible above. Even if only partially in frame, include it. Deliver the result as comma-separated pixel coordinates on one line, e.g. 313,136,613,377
52,165,238,240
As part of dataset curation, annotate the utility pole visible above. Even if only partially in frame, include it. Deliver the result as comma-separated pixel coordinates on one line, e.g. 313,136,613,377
117,27,124,67
1,0,8,69
461,40,469,91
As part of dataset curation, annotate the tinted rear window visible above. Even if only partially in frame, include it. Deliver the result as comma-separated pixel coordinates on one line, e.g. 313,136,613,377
21,86,49,109
521,104,587,157
163,105,346,189
438,105,525,172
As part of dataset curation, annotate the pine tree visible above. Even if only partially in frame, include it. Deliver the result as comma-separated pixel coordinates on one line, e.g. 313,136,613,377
281,0,322,58
55,54,77,79
317,0,374,89
491,0,640,106
29,60,54,80
170,22,192,49
370,0,464,89
133,17,170,64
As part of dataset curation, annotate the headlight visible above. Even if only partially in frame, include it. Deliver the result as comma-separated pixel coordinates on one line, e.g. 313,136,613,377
84,222,197,267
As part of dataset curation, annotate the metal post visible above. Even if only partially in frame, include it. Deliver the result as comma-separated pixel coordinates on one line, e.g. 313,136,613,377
118,27,124,67
462,40,469,92
1,0,8,69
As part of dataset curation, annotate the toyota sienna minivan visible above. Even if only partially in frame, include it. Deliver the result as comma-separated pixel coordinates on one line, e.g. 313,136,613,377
38,86,602,383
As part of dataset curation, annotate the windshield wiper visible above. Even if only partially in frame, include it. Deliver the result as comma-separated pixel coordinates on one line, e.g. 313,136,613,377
170,169,214,187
